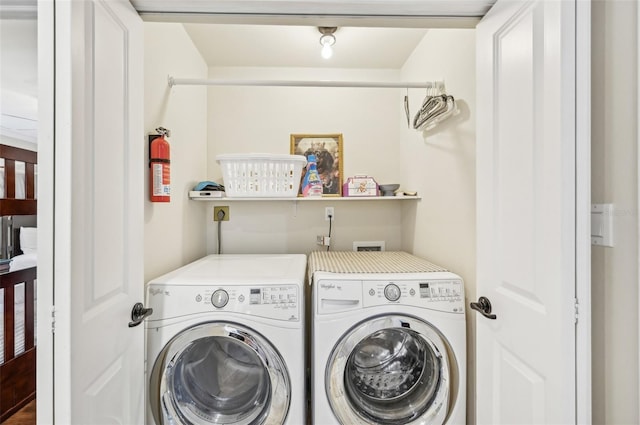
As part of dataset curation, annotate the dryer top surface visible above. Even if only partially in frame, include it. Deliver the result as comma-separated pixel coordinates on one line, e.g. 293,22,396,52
148,254,307,287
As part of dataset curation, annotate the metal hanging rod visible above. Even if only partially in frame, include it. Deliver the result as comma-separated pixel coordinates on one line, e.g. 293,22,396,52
168,76,442,89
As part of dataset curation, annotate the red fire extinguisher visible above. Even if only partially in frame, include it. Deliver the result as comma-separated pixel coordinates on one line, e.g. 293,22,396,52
150,127,171,202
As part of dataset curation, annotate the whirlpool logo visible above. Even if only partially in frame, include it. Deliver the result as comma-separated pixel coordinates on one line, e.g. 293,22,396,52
149,288,170,296
320,282,341,291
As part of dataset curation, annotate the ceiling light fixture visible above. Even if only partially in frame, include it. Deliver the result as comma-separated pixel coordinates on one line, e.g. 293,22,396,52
318,27,337,59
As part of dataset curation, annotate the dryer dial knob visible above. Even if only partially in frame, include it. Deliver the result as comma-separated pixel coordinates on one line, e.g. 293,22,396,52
384,284,401,302
211,289,229,308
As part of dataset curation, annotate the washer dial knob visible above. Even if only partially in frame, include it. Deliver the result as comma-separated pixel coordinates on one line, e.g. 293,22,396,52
384,284,401,302
211,289,229,308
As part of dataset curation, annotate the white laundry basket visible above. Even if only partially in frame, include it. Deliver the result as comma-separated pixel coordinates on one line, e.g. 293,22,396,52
217,154,307,197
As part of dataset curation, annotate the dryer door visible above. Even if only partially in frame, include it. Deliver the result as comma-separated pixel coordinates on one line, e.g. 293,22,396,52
326,314,453,425
149,321,290,425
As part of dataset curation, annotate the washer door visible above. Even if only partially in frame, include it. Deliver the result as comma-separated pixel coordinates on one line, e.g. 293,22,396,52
149,321,290,425
326,314,452,425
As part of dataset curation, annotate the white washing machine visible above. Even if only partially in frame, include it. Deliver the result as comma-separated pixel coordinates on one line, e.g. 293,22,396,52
145,254,307,425
310,251,466,425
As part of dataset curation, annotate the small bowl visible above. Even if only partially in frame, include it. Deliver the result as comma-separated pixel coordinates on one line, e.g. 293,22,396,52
379,184,400,196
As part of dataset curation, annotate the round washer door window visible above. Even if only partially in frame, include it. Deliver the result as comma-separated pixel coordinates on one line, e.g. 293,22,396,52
150,322,290,425
326,315,452,425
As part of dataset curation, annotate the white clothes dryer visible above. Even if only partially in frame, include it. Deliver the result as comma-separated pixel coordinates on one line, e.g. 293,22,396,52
145,254,307,425
309,251,466,425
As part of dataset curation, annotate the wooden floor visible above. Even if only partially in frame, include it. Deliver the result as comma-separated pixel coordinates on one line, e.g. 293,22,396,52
1,400,36,425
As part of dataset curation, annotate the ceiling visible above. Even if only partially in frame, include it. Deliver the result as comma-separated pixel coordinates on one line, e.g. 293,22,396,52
183,24,430,69
138,0,494,69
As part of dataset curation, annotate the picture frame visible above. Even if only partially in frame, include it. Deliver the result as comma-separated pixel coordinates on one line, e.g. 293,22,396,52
290,134,343,196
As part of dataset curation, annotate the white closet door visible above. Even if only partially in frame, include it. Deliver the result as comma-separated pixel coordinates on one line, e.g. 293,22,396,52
51,0,145,423
475,0,578,423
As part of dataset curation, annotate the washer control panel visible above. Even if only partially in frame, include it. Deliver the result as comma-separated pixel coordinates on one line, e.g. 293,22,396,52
418,281,463,300
362,279,465,313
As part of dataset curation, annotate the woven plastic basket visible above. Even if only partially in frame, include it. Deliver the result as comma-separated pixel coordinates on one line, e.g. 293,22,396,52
216,154,307,197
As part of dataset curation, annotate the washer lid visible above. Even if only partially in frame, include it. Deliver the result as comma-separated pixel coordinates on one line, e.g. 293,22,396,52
150,321,291,425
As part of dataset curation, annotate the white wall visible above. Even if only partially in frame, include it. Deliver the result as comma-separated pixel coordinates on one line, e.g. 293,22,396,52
144,23,208,282
204,66,407,254
591,1,639,424
399,28,476,424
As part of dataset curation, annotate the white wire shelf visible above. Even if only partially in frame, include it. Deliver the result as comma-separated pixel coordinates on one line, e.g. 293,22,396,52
189,194,421,202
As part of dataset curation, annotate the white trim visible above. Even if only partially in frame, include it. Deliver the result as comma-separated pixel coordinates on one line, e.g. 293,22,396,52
140,14,480,29
575,0,592,423
637,2,640,422
36,0,55,423
130,0,495,17
0,2,37,19
52,0,73,421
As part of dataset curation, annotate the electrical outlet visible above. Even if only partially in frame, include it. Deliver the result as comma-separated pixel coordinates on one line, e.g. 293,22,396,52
317,235,331,246
214,206,230,221
325,207,335,221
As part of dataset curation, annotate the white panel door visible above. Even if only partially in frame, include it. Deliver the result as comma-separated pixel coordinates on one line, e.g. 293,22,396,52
475,0,577,423
52,0,144,423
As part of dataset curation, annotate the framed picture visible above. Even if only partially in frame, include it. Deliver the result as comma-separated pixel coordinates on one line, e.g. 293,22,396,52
290,134,343,196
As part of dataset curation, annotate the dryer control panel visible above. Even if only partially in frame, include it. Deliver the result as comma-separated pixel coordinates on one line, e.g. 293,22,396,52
147,284,300,322
203,285,299,319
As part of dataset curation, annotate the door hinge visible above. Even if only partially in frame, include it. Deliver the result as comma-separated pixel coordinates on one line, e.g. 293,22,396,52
51,306,56,334
574,298,579,324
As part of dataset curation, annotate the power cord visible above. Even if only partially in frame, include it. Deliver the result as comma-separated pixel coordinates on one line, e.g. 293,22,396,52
327,214,333,251
217,209,226,254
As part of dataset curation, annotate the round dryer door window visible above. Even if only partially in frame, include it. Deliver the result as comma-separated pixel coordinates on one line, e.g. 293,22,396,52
150,322,290,425
326,314,454,425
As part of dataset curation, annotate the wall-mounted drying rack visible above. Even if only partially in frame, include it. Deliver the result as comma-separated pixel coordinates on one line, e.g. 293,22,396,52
168,75,442,89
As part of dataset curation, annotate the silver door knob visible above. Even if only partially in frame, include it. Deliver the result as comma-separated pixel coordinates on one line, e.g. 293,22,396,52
470,296,497,320
128,302,153,327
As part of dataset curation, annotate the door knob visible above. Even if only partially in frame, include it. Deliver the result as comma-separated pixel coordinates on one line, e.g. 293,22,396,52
470,296,497,320
128,302,153,327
